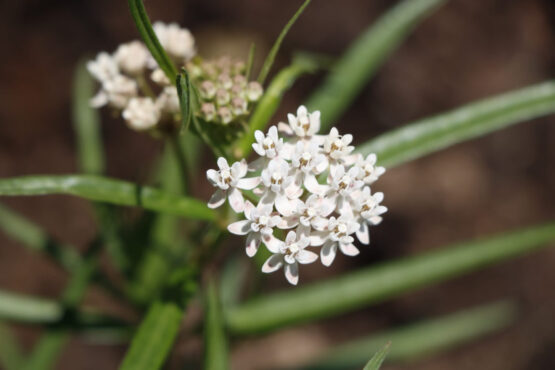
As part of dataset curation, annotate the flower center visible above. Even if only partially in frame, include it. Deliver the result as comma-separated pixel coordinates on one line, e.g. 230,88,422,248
287,243,299,255
262,137,275,150
258,215,269,225
221,169,232,184
334,223,348,237
271,172,283,185
331,138,343,152
339,175,351,189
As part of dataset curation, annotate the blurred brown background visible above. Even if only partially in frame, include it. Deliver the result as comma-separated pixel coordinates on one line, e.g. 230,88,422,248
1,0,555,369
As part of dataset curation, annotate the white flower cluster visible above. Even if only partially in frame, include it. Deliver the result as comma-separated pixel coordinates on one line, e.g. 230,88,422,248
87,22,196,131
206,106,387,285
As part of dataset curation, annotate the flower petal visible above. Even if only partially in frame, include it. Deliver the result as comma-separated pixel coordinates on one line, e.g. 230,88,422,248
284,262,299,285
228,188,245,213
207,189,226,209
320,241,337,267
246,233,261,257
356,222,370,245
227,220,251,235
263,234,283,254
339,243,360,256
262,254,283,273
297,249,318,264
237,177,261,190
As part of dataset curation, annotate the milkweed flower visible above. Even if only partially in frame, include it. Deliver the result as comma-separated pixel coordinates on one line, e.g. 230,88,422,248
206,106,387,285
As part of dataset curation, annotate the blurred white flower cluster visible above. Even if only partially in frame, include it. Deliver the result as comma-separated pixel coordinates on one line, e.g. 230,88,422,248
87,22,195,132
206,106,387,285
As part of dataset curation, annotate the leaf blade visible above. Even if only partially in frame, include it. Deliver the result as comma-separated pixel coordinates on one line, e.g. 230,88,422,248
205,281,229,370
363,342,390,370
226,222,555,333
0,175,215,222
176,69,192,134
306,0,447,129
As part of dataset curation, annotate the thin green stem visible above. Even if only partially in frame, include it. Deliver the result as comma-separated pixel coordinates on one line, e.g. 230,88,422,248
168,135,190,195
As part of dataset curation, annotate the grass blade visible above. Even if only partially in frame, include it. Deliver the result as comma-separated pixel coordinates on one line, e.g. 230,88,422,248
358,80,555,167
245,43,256,81
226,222,555,333
0,322,24,370
304,300,516,370
257,0,311,85
0,175,215,222
127,0,177,81
177,69,192,134
306,0,447,129
363,342,390,370
205,281,229,370
119,301,183,370
233,60,317,159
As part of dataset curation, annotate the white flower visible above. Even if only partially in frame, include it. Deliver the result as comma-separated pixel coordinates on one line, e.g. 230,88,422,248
260,159,302,216
87,52,119,83
355,153,386,185
320,215,360,266
122,97,161,131
296,194,334,230
262,230,318,285
252,126,283,159
206,158,260,212
156,86,180,114
93,75,138,109
151,68,171,86
114,41,150,75
284,105,320,138
323,127,354,160
153,22,196,61
352,187,387,245
228,201,281,257
329,165,363,197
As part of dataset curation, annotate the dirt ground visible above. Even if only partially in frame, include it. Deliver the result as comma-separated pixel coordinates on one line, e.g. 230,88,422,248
0,0,554,369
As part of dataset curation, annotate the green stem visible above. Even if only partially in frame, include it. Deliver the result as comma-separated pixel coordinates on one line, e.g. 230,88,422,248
168,135,190,195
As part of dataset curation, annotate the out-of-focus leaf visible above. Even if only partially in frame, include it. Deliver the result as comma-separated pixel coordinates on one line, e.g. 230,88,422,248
358,80,555,167
0,322,24,370
234,60,318,159
226,222,555,333
0,175,215,222
257,0,311,84
72,60,104,175
363,342,390,370
177,69,192,134
0,290,63,323
306,0,447,129
220,255,250,309
119,301,183,370
205,281,229,370
245,43,256,80
127,0,177,81
303,300,516,370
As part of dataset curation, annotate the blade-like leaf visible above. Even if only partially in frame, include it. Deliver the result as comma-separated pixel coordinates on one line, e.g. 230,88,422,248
306,0,447,129
205,281,229,370
0,322,24,370
119,302,183,370
72,60,104,175
245,43,256,81
363,342,390,370
226,222,555,333
234,60,317,159
177,69,192,134
358,80,555,167
127,0,177,81
0,290,62,323
0,175,215,222
304,300,516,370
257,0,311,84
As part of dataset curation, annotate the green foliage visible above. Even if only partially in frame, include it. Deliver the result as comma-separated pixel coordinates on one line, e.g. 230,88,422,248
358,80,555,167
177,69,192,134
205,281,229,370
127,0,177,81
119,302,183,370
306,0,448,129
363,342,390,370
226,222,555,333
0,290,63,323
0,322,24,370
304,300,516,369
234,59,318,159
0,175,215,221
257,0,312,85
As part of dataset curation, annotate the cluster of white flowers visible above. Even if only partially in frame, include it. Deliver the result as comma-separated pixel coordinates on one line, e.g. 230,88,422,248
87,22,196,131
206,106,387,285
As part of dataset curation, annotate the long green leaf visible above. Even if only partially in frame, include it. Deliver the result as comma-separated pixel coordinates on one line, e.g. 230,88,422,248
306,0,447,129
358,80,555,167
128,0,177,81
177,69,192,134
0,322,24,370
119,302,183,370
363,342,390,370
0,175,215,222
0,290,63,323
205,281,229,370
304,300,516,369
226,222,555,333
257,0,311,84
234,60,317,159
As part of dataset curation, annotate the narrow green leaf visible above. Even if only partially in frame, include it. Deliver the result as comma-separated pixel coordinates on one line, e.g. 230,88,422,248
226,222,555,333
177,69,192,134
0,175,215,222
23,333,67,370
119,301,183,370
0,290,62,323
72,60,104,175
304,300,516,370
245,43,256,81
363,342,390,370
205,281,229,370
127,0,177,81
306,0,447,129
0,203,81,271
257,0,311,84
234,60,317,159
0,322,24,370
358,80,555,167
